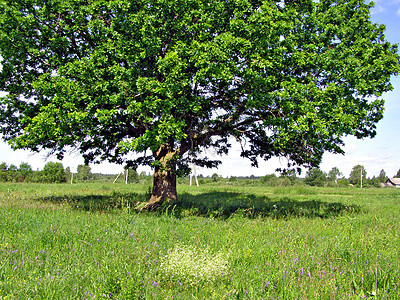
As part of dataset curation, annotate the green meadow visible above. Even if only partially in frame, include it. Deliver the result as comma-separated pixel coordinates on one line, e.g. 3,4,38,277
0,182,399,299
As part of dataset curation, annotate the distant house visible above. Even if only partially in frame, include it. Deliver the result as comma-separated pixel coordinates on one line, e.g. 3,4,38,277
385,178,400,188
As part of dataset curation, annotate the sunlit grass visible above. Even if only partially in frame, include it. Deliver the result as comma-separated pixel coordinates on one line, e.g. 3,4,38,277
0,182,399,298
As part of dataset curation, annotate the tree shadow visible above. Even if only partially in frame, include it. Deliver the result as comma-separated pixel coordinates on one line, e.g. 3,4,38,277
35,191,361,219
165,192,361,219
35,192,149,212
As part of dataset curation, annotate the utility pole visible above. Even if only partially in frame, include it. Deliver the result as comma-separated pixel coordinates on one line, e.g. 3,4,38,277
113,173,121,183
189,153,199,187
360,167,363,189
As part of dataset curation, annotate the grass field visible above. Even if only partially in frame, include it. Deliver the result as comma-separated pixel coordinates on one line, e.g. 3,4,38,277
0,182,399,299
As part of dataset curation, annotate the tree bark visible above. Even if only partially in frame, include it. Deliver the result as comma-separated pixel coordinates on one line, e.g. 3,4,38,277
147,165,177,207
146,144,178,208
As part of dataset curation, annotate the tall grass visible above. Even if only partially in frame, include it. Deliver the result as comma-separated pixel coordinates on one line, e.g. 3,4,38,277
0,182,399,299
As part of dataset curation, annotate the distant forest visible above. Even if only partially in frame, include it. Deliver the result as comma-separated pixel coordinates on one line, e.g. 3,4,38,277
1,161,399,188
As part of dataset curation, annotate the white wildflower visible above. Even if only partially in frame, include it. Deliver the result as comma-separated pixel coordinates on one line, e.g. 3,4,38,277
160,243,229,284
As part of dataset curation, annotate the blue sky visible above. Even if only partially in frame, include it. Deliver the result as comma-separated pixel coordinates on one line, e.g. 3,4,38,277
1,1,400,178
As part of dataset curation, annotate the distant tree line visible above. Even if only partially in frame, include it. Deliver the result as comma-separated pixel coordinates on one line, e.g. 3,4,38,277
192,166,400,188
1,160,399,188
285,166,398,188
0,162,144,184
1,161,240,185
0,161,67,183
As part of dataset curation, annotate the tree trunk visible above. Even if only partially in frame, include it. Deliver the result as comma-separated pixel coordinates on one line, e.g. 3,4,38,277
146,144,178,208
147,165,177,207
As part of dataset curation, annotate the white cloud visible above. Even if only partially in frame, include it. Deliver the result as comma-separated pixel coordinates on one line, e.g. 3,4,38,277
370,0,400,14
371,4,386,14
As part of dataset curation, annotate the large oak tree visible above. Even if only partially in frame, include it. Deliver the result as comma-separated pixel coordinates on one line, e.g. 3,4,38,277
0,0,399,206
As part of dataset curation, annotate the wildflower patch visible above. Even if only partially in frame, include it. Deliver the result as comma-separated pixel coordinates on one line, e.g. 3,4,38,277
160,244,229,284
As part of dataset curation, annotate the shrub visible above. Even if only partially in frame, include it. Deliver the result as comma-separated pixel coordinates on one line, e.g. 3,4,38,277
42,162,66,183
